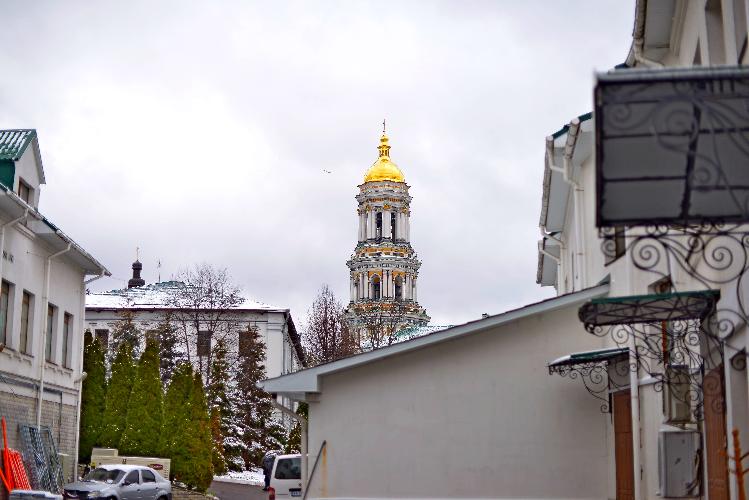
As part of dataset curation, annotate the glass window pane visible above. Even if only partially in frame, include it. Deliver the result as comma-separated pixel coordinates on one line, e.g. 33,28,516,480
46,305,54,361
20,292,29,353
0,282,9,345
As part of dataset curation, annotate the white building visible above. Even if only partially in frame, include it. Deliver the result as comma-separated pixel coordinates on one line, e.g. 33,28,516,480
0,129,110,485
537,2,749,499
85,261,306,381
264,2,749,499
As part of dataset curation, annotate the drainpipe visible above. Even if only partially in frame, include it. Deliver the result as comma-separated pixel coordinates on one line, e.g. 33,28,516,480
270,399,308,492
633,38,665,68
72,270,107,473
549,118,586,290
36,244,72,429
72,371,87,478
623,248,643,500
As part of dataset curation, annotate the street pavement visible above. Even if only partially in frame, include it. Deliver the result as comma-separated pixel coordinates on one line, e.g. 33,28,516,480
209,479,267,500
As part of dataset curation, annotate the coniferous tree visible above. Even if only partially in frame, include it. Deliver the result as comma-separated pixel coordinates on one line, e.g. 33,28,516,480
154,311,183,385
120,338,163,456
99,342,136,448
161,363,194,480
110,309,142,361
235,325,286,468
186,373,215,491
206,339,232,473
210,408,227,475
79,330,107,463
284,402,308,454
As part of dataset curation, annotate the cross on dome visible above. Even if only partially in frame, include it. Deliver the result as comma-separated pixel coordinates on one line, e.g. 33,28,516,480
364,127,405,183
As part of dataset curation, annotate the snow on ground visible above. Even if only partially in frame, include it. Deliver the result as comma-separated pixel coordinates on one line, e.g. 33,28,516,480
213,468,265,485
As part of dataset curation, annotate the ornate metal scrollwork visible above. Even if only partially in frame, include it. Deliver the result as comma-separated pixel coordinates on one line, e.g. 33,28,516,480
548,355,629,413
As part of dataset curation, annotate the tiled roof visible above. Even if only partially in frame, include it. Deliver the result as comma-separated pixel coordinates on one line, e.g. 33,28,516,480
0,130,36,161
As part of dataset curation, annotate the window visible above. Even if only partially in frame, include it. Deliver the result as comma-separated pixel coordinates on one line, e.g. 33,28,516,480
395,276,403,301
706,0,726,64
62,313,72,368
123,470,139,485
372,275,381,300
17,179,31,204
141,470,156,483
375,212,382,240
20,291,31,354
391,212,397,242
45,304,55,362
734,0,748,62
274,457,301,480
95,329,109,348
197,330,212,356
664,365,693,424
0,281,9,346
605,226,626,265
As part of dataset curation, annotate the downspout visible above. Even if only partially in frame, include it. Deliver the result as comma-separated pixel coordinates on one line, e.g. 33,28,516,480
549,118,585,289
632,0,664,68
72,270,107,474
270,399,308,493
624,248,643,500
36,243,72,429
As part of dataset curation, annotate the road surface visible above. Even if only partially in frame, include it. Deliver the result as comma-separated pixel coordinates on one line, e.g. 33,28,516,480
209,479,267,500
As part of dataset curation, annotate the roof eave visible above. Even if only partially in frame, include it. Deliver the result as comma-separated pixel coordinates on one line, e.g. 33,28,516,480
261,283,610,399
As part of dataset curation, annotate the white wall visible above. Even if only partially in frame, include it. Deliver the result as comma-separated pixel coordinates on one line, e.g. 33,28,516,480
84,307,300,378
305,304,610,499
0,211,87,404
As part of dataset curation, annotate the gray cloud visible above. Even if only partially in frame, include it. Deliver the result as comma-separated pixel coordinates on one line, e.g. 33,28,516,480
0,1,634,326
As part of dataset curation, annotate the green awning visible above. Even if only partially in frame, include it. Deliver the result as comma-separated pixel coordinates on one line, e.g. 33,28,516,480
578,290,720,328
548,347,628,374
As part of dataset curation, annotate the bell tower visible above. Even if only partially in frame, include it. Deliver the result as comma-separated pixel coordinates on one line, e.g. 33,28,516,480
345,128,429,341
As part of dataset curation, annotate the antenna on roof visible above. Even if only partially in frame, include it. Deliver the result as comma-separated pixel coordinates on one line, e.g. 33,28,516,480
157,259,162,283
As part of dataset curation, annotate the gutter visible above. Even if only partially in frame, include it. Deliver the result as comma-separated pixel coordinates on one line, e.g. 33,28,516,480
548,118,586,290
36,243,71,429
630,0,665,68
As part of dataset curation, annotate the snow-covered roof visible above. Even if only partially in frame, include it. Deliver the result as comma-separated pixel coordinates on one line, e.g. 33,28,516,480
394,324,452,341
86,280,286,312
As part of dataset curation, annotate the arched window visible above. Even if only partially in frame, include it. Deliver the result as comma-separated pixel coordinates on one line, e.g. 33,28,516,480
394,276,403,301
391,212,397,242
372,275,381,300
376,212,383,240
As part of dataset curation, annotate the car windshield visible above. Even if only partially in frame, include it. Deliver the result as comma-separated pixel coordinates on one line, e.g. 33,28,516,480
85,468,125,483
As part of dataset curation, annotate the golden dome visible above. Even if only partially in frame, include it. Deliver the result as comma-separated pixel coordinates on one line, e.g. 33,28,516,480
364,133,406,183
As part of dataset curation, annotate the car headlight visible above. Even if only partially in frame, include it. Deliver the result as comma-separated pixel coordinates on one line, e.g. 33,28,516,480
87,491,101,498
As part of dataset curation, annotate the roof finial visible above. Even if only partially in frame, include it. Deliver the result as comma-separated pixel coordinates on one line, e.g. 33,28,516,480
136,246,140,262
382,118,386,134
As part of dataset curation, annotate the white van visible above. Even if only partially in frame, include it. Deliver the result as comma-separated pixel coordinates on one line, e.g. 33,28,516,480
268,454,302,499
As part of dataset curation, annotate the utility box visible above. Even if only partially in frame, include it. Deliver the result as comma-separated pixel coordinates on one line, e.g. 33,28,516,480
658,430,701,497
90,448,171,480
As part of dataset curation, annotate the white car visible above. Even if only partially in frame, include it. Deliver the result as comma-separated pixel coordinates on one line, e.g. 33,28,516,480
268,454,302,499
63,464,171,500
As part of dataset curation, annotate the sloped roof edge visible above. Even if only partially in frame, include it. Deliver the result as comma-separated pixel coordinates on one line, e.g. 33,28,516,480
260,283,610,398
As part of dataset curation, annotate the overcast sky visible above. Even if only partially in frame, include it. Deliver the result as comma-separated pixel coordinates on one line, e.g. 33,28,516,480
0,1,634,326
